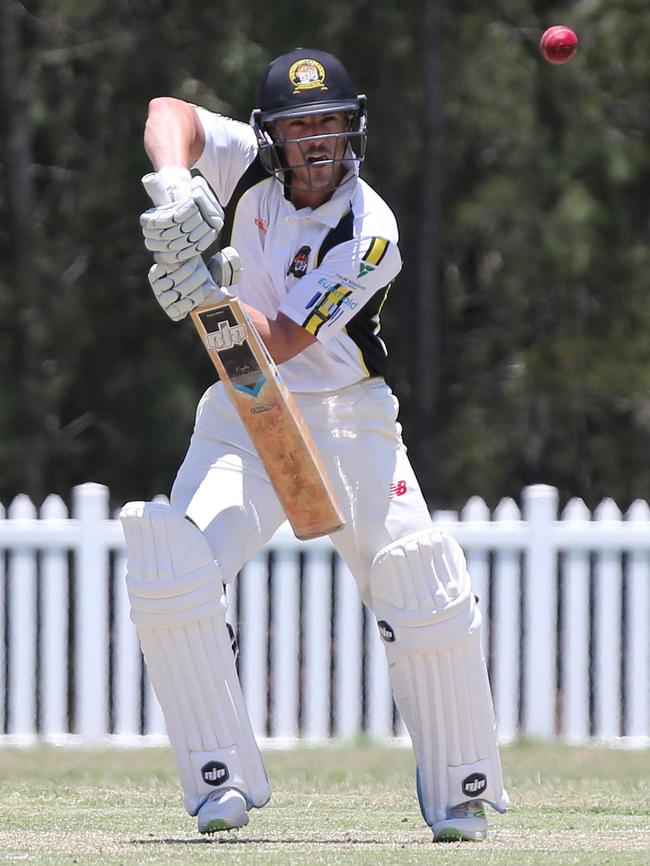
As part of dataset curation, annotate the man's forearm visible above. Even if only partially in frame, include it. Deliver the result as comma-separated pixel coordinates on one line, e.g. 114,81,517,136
144,97,204,169
241,305,315,365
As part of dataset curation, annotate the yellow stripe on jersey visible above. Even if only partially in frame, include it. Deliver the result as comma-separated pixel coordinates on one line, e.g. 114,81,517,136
363,236,389,267
376,280,393,319
302,284,353,336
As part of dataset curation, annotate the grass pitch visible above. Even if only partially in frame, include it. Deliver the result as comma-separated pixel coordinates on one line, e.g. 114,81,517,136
0,741,648,865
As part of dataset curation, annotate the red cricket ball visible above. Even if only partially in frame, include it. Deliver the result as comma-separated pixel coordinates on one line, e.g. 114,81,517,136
540,25,578,64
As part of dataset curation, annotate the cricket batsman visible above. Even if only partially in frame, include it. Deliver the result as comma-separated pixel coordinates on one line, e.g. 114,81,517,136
121,47,509,841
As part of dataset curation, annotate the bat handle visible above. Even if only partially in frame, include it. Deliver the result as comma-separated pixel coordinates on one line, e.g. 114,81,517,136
142,171,175,206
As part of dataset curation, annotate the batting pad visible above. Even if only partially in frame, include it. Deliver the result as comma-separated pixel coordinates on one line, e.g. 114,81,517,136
120,501,270,816
370,528,508,826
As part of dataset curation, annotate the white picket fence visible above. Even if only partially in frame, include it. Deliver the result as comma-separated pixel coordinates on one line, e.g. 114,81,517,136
0,482,648,747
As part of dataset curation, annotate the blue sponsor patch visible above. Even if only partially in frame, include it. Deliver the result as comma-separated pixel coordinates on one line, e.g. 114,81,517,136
305,292,322,309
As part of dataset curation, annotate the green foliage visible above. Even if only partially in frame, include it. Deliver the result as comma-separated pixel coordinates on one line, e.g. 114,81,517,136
435,0,650,508
1,0,649,511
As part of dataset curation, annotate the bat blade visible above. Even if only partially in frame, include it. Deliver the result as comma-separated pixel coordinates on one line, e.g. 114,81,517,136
191,298,345,540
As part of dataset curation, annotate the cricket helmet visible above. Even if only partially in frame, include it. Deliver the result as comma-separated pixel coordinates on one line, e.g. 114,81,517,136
250,48,367,185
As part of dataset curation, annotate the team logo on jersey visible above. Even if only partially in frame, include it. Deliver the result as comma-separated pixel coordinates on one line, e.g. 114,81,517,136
357,262,376,278
287,245,311,278
289,59,328,93
254,216,268,235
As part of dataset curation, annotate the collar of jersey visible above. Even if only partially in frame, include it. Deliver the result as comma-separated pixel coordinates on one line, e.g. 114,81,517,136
286,164,358,227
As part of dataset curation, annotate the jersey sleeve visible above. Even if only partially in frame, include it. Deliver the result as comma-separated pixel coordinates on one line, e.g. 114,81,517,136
278,236,402,344
192,107,259,207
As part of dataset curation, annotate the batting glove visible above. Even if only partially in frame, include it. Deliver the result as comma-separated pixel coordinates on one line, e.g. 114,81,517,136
140,169,224,264
148,256,232,322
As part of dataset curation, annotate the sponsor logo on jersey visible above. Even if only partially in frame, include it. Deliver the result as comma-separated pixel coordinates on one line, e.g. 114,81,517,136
254,217,268,235
335,273,367,291
305,291,322,309
327,286,358,310
377,620,396,643
305,284,358,312
462,773,488,798
201,761,230,786
357,261,376,278
287,245,311,278
302,281,358,334
389,480,407,498
289,59,328,93
327,307,344,326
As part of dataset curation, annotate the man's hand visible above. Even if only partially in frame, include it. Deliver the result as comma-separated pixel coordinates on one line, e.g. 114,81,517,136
149,256,232,322
140,168,224,264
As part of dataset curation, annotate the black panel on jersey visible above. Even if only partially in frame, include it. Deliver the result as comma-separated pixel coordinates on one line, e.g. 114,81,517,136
345,283,393,379
316,208,392,380
315,208,354,268
219,154,269,246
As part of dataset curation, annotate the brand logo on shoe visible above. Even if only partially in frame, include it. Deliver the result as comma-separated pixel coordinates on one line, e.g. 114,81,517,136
201,761,230,786
377,620,395,642
462,772,487,797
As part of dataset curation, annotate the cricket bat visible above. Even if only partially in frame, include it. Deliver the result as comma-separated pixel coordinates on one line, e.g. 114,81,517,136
190,281,345,540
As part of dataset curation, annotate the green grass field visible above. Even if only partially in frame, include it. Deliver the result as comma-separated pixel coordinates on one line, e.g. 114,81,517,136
0,741,648,865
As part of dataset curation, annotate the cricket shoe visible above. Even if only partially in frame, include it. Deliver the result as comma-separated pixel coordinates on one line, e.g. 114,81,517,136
431,799,488,842
197,789,249,834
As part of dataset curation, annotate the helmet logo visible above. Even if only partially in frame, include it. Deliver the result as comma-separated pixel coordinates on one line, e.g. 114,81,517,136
289,59,328,93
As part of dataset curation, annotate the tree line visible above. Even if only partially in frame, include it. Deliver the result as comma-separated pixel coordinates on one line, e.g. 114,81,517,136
1,0,649,512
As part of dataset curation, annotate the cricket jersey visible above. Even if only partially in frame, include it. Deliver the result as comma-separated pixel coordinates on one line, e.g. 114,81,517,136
193,107,402,392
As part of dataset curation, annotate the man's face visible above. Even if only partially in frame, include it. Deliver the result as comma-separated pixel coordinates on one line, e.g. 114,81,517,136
273,111,350,192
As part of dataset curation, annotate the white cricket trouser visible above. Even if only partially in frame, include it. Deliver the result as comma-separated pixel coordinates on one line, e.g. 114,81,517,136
171,376,433,603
